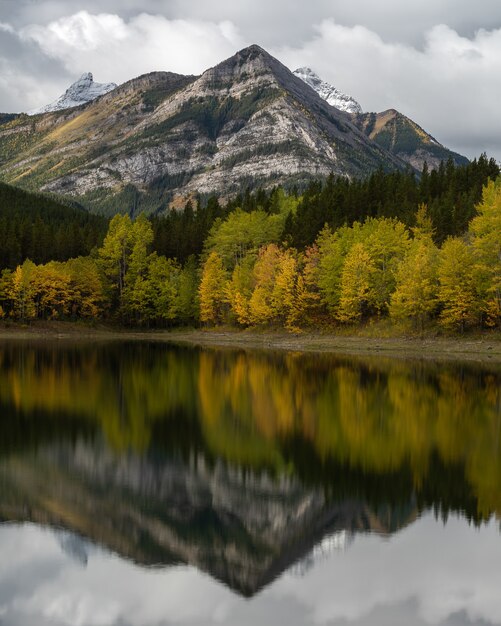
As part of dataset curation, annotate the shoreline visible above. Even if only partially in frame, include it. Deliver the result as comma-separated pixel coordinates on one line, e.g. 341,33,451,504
0,322,500,363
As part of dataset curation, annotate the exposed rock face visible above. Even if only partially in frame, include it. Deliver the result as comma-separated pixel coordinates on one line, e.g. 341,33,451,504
293,67,467,171
29,72,117,115
293,67,363,114
0,45,466,215
0,45,405,214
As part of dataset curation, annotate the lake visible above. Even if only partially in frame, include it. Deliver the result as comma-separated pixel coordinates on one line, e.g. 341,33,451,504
0,340,500,626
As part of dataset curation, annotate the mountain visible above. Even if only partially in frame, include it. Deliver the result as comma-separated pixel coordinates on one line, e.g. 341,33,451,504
293,67,362,114
352,109,469,170
294,68,468,171
29,72,117,115
0,45,407,215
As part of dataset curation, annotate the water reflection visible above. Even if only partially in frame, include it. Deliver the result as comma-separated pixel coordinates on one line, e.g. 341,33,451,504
0,341,500,622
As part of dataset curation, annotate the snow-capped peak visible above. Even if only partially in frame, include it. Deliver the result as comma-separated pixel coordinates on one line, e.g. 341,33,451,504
29,73,117,115
293,67,362,115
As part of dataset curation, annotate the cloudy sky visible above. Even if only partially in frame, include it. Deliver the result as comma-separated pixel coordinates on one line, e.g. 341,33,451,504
1,0,501,160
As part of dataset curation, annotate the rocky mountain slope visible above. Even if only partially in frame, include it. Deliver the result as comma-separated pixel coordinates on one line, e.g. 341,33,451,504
0,45,406,215
294,67,468,171
29,72,117,115
352,109,469,170
294,67,467,171
293,67,362,114
0,45,466,215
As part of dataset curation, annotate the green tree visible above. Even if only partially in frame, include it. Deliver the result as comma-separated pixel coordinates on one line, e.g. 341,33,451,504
177,256,199,324
204,208,288,269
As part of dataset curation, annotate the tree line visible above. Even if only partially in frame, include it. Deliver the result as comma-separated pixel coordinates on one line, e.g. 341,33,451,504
0,158,499,332
0,182,107,269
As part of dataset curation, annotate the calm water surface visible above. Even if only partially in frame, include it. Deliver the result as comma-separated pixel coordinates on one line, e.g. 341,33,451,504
0,341,500,626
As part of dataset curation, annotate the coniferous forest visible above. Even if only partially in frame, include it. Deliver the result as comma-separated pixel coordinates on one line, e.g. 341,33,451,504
0,155,500,333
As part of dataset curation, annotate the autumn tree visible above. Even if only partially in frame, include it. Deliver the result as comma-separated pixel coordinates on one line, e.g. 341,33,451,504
337,243,375,323
199,252,229,324
248,244,282,325
363,217,410,314
204,208,288,270
9,259,37,321
65,257,107,318
98,214,133,301
469,178,501,326
438,238,481,331
390,205,439,330
226,254,255,325
390,241,439,330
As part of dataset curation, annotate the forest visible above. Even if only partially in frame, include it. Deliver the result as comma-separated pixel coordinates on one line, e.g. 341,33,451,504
0,155,500,333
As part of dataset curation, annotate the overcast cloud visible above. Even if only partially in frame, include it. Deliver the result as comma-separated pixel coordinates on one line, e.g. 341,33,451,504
0,0,500,160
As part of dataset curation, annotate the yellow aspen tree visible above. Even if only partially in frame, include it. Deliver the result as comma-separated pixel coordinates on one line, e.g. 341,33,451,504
98,214,133,300
296,245,322,325
226,255,255,325
469,179,501,326
364,217,410,314
66,257,107,318
33,262,72,319
9,260,37,321
249,285,273,325
248,244,281,325
438,238,481,331
199,252,229,324
337,243,375,323
390,240,439,330
271,251,298,326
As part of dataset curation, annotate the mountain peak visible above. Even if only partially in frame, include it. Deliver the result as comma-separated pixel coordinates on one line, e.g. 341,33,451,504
293,67,363,114
29,73,117,115
237,43,268,57
78,72,93,83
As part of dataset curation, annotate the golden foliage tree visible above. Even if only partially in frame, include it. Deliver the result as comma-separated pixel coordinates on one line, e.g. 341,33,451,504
337,243,375,322
199,252,229,324
469,178,501,326
438,238,480,331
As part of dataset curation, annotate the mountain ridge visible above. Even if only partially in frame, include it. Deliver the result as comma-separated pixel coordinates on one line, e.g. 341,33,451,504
0,44,466,215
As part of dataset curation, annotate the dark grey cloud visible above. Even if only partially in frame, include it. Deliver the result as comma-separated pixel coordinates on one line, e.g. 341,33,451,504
0,25,70,112
3,0,501,46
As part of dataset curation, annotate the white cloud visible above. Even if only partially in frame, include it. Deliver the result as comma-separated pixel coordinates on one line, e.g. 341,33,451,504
275,20,501,159
20,11,245,84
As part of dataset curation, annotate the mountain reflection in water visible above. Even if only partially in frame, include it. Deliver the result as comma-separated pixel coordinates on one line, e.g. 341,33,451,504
0,341,500,617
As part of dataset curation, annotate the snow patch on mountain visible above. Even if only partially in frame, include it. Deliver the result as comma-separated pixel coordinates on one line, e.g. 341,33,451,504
29,73,117,115
294,67,362,114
